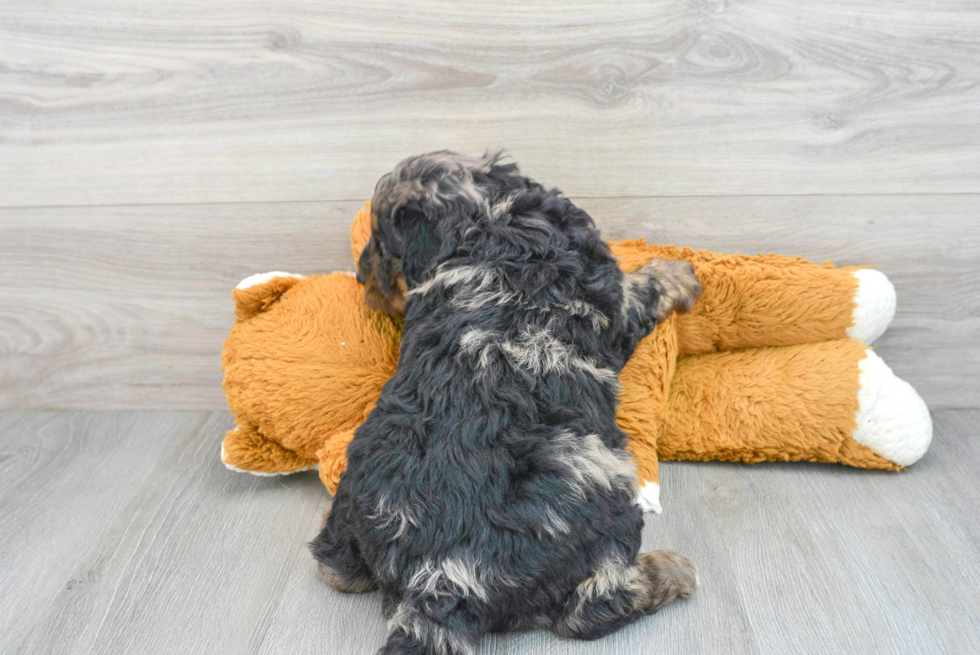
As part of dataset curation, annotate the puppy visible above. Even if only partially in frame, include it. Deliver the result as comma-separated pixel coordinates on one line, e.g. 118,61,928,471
311,151,701,654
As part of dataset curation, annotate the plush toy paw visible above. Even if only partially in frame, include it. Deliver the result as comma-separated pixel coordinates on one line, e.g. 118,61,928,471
852,350,932,467
636,481,662,514
847,269,897,345
221,421,317,476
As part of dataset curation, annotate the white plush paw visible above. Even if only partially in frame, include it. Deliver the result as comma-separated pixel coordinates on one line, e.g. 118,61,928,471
220,443,318,476
635,481,663,514
847,269,896,345
235,271,306,290
852,350,932,467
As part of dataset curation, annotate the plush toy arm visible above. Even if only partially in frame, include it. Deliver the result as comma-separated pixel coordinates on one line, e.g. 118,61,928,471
221,271,398,479
222,420,317,475
351,202,372,264
316,429,358,495
609,240,896,356
659,340,931,471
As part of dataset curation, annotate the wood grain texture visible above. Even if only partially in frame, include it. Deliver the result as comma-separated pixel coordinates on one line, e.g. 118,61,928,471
5,411,328,655
2,409,978,654
699,409,980,654
1,0,979,206
0,412,196,650
2,195,975,411
0,201,363,411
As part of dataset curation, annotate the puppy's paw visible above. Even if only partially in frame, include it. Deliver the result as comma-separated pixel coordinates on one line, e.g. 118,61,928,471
316,560,378,593
636,550,698,612
628,259,702,322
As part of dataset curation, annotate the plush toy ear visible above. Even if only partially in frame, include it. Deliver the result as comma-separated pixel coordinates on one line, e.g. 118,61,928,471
232,272,306,320
350,202,372,267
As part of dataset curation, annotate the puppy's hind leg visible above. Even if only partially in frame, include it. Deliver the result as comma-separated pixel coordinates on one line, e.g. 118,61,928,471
553,550,697,641
309,497,377,593
381,600,481,655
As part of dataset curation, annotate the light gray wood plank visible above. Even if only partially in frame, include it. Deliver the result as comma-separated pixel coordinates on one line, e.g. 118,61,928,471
8,411,329,655
2,194,975,411
0,412,209,651
252,507,393,655
0,201,364,411
1,0,979,206
700,409,980,654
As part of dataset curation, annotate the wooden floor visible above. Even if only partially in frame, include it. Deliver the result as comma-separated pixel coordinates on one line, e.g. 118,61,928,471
2,1,979,653
1,409,978,654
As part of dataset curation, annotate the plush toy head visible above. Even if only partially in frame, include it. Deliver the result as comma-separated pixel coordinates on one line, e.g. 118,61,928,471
222,268,397,479
221,204,931,512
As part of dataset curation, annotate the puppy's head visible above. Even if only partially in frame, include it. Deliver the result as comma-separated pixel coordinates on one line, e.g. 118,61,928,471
358,150,519,314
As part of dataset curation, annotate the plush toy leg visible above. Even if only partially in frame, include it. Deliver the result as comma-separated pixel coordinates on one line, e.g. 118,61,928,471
610,241,896,353
659,340,931,470
316,429,357,496
672,257,896,354
852,350,933,466
847,269,897,344
618,315,679,514
221,420,317,475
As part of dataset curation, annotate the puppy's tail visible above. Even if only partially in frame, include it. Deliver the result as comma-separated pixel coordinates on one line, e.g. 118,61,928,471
381,600,479,655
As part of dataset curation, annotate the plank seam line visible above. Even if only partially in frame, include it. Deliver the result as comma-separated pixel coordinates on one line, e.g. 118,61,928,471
2,192,980,211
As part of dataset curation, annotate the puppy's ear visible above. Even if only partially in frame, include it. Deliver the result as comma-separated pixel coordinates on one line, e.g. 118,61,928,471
394,205,442,287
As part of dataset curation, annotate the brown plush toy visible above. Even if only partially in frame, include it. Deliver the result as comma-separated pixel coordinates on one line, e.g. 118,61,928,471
221,204,932,512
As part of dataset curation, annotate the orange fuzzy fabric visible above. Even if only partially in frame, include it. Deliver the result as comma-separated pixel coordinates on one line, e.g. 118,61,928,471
221,203,899,496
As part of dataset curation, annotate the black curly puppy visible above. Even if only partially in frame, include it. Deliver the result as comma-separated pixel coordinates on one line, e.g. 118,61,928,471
310,151,701,655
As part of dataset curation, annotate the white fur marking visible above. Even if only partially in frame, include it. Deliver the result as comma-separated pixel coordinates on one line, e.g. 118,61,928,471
552,433,638,500
852,350,932,467
488,195,515,220
501,327,619,385
559,551,646,634
563,299,610,329
370,495,420,539
235,271,305,290
458,328,497,369
847,269,897,344
539,506,572,538
407,557,489,601
457,326,618,386
636,481,662,514
388,602,475,655
452,290,608,331
405,554,518,602
219,442,317,476
580,553,642,599
409,265,498,298
452,287,521,312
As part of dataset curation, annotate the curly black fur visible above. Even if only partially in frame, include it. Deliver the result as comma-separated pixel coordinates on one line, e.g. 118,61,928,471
311,151,700,655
